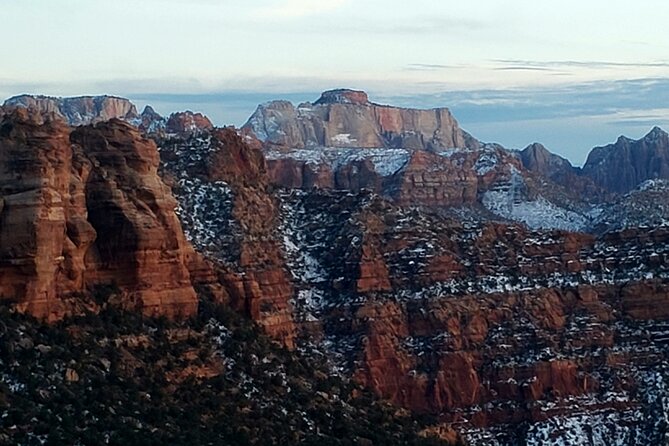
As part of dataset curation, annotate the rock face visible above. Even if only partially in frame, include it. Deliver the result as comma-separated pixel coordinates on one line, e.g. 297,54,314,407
4,95,140,126
582,126,669,193
166,111,214,135
0,109,198,320
243,89,476,151
520,142,606,201
139,105,166,134
167,141,669,443
273,190,669,444
163,107,669,443
157,128,297,348
520,142,573,176
244,91,591,231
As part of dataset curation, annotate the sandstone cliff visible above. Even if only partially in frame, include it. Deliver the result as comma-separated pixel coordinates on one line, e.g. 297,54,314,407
243,89,477,151
243,91,591,231
0,109,198,320
4,95,140,126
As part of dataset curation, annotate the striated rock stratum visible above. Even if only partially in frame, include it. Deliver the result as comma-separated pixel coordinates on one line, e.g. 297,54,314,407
0,108,201,319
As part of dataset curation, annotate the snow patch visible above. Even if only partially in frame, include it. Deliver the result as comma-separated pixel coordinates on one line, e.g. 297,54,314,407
483,168,587,231
265,147,410,177
331,133,357,145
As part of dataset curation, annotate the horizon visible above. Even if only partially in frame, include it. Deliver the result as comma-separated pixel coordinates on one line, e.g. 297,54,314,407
3,88,665,167
3,1,669,164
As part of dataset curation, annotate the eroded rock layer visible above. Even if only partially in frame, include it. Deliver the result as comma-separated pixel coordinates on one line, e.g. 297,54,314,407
158,128,297,348
0,109,198,319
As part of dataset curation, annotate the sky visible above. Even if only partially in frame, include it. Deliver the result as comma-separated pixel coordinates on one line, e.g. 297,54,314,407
2,0,669,164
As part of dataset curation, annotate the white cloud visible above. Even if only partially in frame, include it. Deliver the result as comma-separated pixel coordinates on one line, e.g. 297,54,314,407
253,0,349,19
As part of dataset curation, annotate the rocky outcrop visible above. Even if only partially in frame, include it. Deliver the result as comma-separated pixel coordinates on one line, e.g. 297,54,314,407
243,89,477,151
0,109,198,320
520,142,607,202
166,111,213,135
520,142,573,177
582,126,669,193
4,95,140,126
139,105,166,135
157,128,297,348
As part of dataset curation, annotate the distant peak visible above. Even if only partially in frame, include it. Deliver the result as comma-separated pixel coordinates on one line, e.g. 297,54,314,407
645,126,667,139
523,142,548,152
141,105,157,114
314,89,369,106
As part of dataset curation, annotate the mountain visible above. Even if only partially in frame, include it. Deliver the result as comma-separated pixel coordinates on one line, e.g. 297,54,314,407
582,126,669,193
519,142,606,200
3,95,214,137
0,108,208,320
0,106,448,446
243,88,479,151
245,90,591,232
155,113,669,445
3,93,669,445
3,94,141,126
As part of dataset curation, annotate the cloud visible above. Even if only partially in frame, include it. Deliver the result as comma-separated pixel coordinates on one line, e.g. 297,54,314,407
493,66,559,72
405,63,467,71
253,0,349,19
495,59,669,70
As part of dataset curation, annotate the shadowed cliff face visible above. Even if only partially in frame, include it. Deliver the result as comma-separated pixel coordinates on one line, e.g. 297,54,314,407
0,109,199,320
582,126,669,194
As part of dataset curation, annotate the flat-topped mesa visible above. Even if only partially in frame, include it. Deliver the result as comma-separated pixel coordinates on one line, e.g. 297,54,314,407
314,88,370,105
4,94,140,126
243,89,477,151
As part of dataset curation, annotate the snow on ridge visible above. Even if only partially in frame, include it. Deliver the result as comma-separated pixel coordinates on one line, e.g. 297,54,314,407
482,167,587,231
475,151,499,175
435,147,471,158
265,147,410,177
331,133,357,145
636,178,669,192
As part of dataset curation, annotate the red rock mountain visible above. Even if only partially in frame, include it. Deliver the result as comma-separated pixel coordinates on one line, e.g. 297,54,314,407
166,111,213,135
3,92,669,445
0,108,201,320
153,96,669,444
519,142,605,200
245,90,591,232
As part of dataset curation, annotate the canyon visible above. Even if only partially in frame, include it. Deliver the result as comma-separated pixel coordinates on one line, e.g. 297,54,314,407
1,90,669,445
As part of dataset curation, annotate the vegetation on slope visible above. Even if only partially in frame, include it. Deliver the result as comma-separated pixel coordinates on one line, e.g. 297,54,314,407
0,291,449,446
